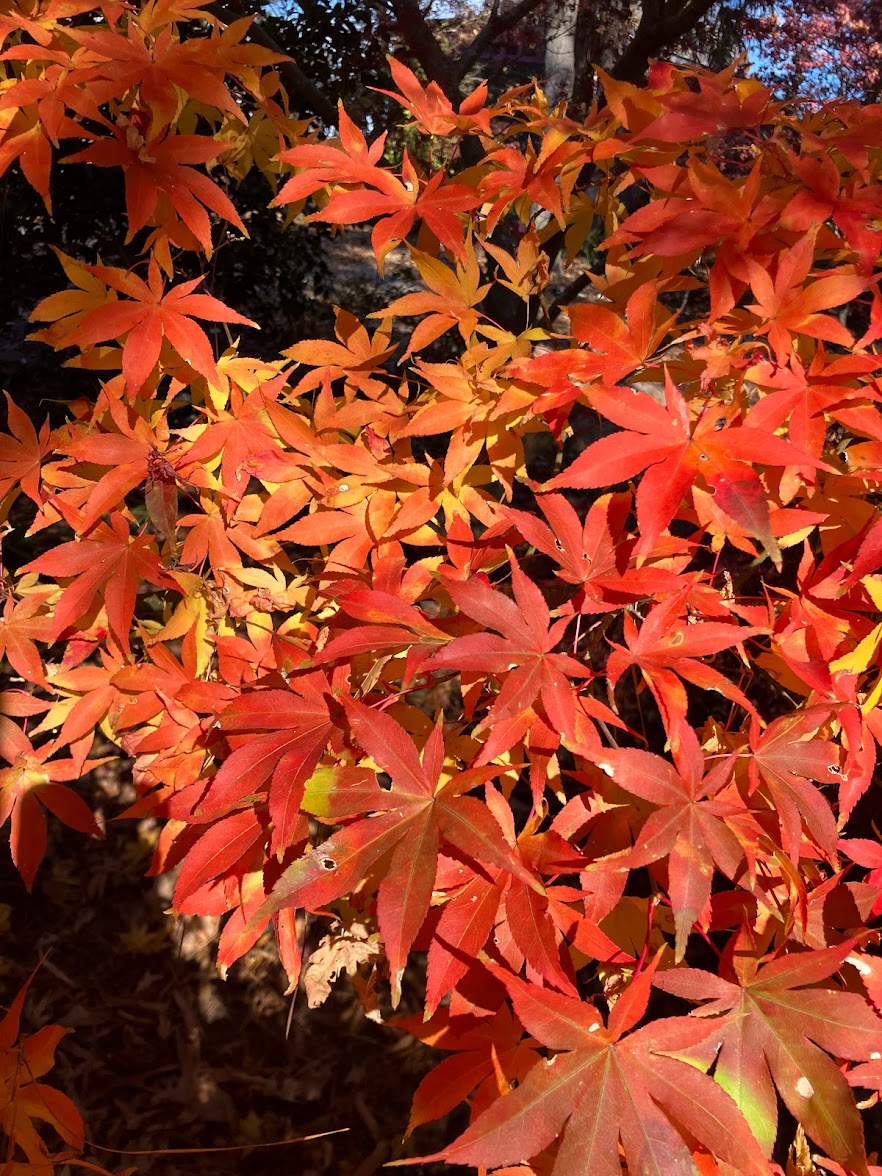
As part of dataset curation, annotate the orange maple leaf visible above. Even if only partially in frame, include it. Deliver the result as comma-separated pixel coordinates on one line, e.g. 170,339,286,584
0,733,104,889
745,235,871,363
376,56,492,137
0,61,93,210
65,18,279,133
304,151,480,272
0,593,54,684
28,247,112,351
64,129,246,253
370,248,490,358
0,391,51,503
0,968,85,1167
59,404,186,532
57,256,255,392
23,510,180,652
283,307,396,397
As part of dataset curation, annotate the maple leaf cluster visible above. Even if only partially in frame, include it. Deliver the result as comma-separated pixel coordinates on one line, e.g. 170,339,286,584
2,4,882,1172
0,966,131,1174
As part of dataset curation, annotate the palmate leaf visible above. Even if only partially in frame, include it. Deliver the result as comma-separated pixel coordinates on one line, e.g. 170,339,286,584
742,348,882,465
546,373,822,567
171,807,265,908
63,130,246,252
283,307,396,397
595,723,760,960
369,247,490,358
167,681,338,856
313,585,448,678
745,234,871,363
605,589,761,734
0,391,51,504
59,409,186,533
302,153,480,272
63,16,280,133
253,700,541,1006
178,388,284,498
54,256,255,393
0,969,84,1168
425,870,507,1017
376,56,492,137
503,492,644,615
654,935,882,1169
396,1005,541,1137
425,561,590,736
0,593,54,685
0,733,106,890
408,959,770,1175
511,282,675,415
749,706,842,861
23,510,180,654
424,806,604,1013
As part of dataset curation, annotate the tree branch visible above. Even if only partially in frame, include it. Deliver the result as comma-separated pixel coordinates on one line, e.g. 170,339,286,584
611,0,718,83
389,0,465,102
458,0,548,75
214,0,339,126
547,271,593,323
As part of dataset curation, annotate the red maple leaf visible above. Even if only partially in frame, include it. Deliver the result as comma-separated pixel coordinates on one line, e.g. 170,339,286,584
427,957,769,1175
280,143,480,272
168,680,338,856
595,723,761,959
606,589,760,734
840,837,882,917
396,1005,540,1137
426,560,590,735
655,934,882,1167
749,707,843,862
255,700,540,1007
177,388,283,499
0,592,54,685
425,790,616,1013
0,733,105,889
546,373,821,566
171,808,267,909
511,282,675,417
504,491,683,615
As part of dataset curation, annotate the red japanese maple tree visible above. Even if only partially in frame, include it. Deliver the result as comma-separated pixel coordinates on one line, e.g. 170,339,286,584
1,4,882,1172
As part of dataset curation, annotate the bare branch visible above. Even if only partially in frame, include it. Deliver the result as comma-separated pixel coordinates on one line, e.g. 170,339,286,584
458,0,548,75
389,0,465,102
214,0,339,126
612,0,718,84
547,271,593,323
